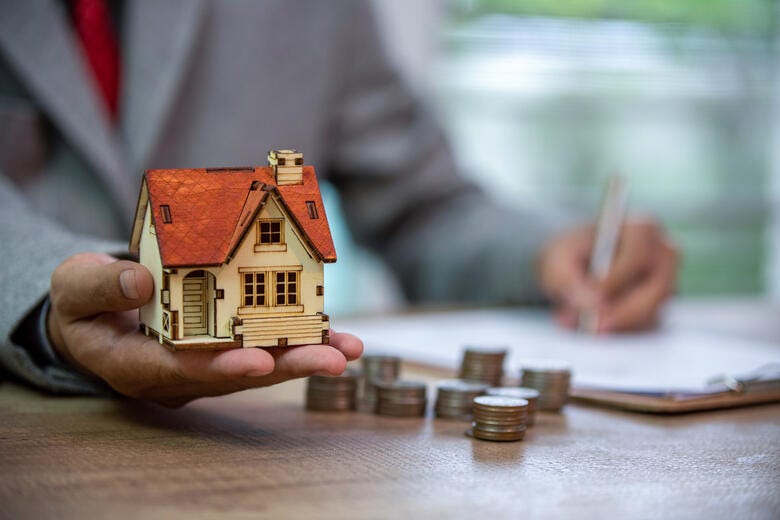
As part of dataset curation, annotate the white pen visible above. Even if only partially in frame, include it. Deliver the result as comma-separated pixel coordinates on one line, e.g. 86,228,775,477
579,174,629,333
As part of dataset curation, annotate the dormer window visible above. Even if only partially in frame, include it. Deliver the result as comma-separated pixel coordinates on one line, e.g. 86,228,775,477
258,219,283,244
160,205,172,223
305,201,319,219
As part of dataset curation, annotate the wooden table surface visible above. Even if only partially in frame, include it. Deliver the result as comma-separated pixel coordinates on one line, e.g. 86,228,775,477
2,300,780,519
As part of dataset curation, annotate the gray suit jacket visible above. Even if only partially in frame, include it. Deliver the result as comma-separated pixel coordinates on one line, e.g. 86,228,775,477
0,0,565,393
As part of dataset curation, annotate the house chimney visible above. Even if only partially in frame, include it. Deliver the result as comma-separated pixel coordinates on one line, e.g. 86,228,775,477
268,149,303,185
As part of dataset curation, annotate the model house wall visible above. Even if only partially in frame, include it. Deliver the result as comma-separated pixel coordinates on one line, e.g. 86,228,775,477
139,200,164,336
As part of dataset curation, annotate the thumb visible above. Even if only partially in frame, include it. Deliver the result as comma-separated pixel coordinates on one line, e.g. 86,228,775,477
50,252,154,320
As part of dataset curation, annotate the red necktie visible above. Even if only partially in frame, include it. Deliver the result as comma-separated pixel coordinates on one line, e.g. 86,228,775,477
71,0,121,120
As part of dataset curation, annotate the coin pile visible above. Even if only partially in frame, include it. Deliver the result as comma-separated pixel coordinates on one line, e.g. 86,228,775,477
458,346,507,386
468,395,528,442
434,379,489,421
519,359,572,412
305,370,358,412
486,387,540,425
357,355,401,413
375,380,427,417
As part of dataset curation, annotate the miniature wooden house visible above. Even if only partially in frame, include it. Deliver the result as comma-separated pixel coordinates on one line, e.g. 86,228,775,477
129,150,336,350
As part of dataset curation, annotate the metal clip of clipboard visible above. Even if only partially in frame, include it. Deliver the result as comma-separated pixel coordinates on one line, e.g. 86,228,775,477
706,363,780,394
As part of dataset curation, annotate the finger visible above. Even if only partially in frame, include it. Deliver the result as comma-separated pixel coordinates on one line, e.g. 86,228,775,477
107,333,344,390
542,230,598,306
127,345,347,407
599,244,677,333
172,334,361,394
327,330,364,361
261,344,349,386
176,347,277,380
599,222,657,297
51,253,154,321
175,332,363,380
554,305,578,330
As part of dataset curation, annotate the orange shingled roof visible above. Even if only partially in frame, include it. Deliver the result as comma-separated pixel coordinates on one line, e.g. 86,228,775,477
140,166,336,267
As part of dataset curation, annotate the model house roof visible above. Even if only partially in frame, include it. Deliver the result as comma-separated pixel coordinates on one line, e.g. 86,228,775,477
129,165,336,267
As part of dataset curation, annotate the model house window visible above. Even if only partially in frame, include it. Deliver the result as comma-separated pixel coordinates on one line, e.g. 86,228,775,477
239,268,301,311
305,201,319,219
160,205,172,223
276,271,298,305
258,220,283,244
243,272,266,307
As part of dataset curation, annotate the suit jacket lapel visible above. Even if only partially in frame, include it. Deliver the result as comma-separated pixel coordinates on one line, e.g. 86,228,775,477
0,0,136,219
122,0,207,173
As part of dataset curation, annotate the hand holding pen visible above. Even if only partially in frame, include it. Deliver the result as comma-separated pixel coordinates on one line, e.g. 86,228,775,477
537,177,679,334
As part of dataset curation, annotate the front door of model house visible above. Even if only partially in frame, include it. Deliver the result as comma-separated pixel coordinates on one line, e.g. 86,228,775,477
182,271,207,335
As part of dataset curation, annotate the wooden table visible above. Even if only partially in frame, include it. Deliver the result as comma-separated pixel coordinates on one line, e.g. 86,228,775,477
2,300,779,519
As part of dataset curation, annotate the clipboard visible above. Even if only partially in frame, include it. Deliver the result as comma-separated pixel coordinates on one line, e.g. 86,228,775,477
338,309,780,415
570,363,780,413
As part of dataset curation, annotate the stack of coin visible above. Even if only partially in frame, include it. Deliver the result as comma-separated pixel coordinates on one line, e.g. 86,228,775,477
357,354,401,412
486,387,540,425
468,395,528,442
305,370,358,412
458,346,507,386
519,359,572,412
434,379,489,420
375,380,427,417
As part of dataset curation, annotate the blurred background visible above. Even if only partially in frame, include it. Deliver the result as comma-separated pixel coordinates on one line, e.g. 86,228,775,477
325,0,779,316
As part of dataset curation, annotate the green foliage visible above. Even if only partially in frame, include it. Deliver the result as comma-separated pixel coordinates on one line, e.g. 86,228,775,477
457,0,776,36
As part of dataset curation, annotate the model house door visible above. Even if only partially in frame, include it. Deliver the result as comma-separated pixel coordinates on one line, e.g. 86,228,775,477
182,271,207,335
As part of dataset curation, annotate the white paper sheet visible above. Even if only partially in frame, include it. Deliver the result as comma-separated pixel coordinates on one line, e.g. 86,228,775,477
336,309,780,392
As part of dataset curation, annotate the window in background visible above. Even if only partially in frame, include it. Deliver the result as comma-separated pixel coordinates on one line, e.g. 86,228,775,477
436,0,776,295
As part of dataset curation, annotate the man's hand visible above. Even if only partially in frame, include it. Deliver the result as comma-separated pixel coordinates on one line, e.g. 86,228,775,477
538,219,678,333
47,253,363,407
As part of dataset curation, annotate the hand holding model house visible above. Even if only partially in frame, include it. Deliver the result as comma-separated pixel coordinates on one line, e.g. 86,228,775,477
45,151,363,406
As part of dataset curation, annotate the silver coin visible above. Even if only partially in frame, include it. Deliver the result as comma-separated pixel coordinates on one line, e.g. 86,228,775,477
473,395,528,408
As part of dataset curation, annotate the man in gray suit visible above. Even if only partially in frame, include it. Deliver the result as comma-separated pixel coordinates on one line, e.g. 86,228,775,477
0,0,677,406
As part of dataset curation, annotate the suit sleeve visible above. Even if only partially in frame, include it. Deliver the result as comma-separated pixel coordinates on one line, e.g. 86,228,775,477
0,174,119,394
325,2,575,304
